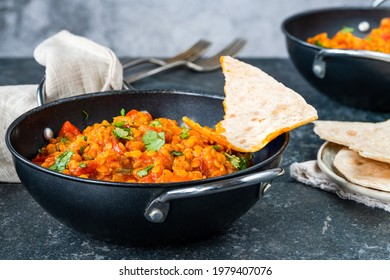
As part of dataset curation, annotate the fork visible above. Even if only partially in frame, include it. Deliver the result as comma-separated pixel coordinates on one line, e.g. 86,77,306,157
122,39,211,70
124,38,247,84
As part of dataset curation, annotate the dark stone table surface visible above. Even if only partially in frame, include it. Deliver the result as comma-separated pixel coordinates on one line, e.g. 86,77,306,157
1,58,390,260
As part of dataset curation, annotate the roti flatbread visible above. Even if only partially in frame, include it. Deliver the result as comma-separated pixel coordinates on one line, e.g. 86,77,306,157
184,56,318,152
314,119,390,164
333,147,390,192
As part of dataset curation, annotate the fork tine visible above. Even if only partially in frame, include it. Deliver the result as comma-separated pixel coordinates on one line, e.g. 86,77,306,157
225,38,247,56
122,39,211,69
210,38,246,59
124,38,247,83
198,38,247,69
165,39,211,63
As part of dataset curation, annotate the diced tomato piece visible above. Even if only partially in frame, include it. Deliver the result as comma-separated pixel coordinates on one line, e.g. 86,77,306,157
32,156,46,163
111,137,125,155
32,154,51,164
71,161,99,177
381,33,390,40
125,109,139,116
199,157,210,177
126,109,153,124
58,121,81,140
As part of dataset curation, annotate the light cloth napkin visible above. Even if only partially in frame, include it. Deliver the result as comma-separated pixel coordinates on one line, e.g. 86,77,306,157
290,160,390,212
0,30,123,183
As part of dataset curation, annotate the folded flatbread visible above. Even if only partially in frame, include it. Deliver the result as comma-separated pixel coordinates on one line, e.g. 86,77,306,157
183,56,318,152
334,147,390,192
314,119,390,164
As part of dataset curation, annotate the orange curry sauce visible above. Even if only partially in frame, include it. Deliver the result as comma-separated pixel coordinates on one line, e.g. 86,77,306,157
33,109,252,183
307,18,390,54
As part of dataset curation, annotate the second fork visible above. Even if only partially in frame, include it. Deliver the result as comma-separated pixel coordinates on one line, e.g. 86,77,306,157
122,39,211,70
124,38,247,84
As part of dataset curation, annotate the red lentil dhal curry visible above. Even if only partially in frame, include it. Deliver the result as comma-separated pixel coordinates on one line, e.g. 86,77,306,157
33,109,253,183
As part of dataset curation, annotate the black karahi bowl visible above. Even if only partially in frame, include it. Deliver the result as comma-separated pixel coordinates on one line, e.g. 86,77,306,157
6,89,288,245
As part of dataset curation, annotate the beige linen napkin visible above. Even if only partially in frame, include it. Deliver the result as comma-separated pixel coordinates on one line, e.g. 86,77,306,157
290,160,390,212
0,30,123,183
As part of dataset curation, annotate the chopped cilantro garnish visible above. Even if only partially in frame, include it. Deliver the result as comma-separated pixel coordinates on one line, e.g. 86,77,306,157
49,149,74,172
79,162,87,168
113,127,133,140
180,127,190,139
238,153,253,170
314,40,325,48
224,153,252,170
171,150,183,156
142,130,165,151
82,110,89,120
213,145,221,151
149,120,162,127
114,121,126,127
120,108,126,116
341,26,354,34
224,153,241,169
137,165,154,177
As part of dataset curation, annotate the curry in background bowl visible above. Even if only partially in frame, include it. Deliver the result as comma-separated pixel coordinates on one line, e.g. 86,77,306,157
307,17,390,54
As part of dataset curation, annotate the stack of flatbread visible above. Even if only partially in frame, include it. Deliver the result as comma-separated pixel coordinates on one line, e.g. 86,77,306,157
314,119,390,192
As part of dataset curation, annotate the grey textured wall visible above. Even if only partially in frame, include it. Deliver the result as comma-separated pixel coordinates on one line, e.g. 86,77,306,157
0,0,380,58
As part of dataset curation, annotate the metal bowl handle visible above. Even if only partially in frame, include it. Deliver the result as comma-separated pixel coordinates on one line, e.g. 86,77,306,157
312,49,390,79
36,76,134,106
144,167,284,223
36,77,47,106
371,0,388,7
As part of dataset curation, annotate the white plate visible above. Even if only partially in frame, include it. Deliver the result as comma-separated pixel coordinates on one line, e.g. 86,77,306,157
317,141,390,203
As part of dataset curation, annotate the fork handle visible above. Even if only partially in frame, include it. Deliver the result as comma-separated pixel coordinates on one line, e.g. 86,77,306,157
122,57,167,70
124,60,186,84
